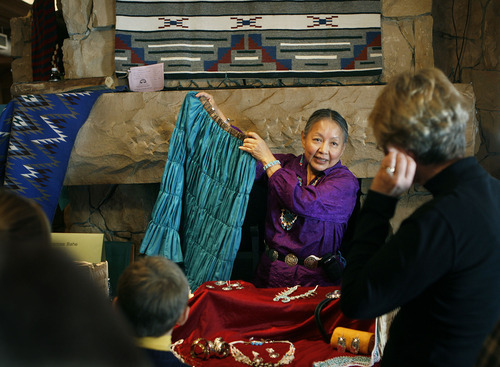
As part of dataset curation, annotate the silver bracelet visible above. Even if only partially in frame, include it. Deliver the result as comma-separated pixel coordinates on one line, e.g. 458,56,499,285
263,160,280,170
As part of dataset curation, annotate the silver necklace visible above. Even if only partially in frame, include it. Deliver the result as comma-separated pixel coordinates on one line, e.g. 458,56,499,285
273,285,318,303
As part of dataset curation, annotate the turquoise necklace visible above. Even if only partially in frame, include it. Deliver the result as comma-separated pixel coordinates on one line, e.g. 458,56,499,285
280,156,321,231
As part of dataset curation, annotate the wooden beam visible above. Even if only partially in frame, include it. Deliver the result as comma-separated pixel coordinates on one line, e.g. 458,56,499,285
10,77,114,96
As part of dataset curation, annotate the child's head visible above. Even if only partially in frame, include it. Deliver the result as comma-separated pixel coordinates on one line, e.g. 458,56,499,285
116,256,190,337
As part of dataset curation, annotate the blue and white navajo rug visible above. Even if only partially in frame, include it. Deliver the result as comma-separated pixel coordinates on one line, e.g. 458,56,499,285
0,91,114,222
115,0,382,80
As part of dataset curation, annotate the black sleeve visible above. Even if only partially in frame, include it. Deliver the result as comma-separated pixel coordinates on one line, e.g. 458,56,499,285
340,190,453,319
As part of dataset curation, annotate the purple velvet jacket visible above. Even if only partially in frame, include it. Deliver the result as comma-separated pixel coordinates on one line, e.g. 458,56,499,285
253,153,359,288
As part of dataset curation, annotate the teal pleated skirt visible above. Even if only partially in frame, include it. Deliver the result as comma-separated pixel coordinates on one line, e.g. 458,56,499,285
140,91,256,290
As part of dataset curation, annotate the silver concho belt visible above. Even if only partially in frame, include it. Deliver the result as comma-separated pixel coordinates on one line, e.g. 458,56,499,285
266,248,322,270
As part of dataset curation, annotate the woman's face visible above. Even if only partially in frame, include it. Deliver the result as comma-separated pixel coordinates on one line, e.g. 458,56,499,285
301,118,346,176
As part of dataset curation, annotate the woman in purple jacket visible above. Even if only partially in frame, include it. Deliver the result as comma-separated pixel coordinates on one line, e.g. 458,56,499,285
196,92,359,288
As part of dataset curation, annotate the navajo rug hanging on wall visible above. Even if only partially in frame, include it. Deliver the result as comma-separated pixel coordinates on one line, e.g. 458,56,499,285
0,90,117,222
115,0,382,81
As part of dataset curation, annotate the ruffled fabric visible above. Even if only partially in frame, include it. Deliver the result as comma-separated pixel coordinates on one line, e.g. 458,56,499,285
140,91,255,290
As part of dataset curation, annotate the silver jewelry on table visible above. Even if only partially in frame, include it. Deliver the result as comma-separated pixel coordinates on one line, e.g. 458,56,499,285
267,348,280,358
229,340,295,366
252,351,264,364
337,336,346,353
350,337,360,354
325,289,341,299
223,280,236,290
273,285,318,303
209,280,244,290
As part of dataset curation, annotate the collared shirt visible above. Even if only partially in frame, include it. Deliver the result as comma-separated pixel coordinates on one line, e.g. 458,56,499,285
136,335,172,352
254,153,359,287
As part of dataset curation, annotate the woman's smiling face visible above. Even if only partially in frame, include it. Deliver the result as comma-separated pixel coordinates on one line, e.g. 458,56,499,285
301,118,346,176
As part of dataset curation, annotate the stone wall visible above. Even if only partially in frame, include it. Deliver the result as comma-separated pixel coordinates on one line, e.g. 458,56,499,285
60,0,116,79
433,0,499,178
65,85,476,185
381,0,433,81
10,15,32,83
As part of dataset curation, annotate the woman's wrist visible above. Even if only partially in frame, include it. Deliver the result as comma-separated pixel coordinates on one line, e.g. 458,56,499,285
263,159,280,171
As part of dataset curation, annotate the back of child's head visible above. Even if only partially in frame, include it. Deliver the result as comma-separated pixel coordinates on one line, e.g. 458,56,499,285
116,256,190,337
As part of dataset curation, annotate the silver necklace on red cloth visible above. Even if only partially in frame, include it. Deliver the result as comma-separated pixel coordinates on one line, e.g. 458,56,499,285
280,156,320,231
273,285,319,303
205,280,244,290
229,340,295,367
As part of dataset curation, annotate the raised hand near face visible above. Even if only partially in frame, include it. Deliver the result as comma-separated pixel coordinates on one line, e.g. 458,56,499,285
370,147,416,198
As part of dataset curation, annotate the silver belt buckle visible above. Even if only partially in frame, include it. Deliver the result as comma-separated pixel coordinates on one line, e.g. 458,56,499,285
284,253,298,266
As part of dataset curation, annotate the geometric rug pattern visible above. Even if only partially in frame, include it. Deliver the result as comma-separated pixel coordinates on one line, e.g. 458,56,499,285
115,0,382,81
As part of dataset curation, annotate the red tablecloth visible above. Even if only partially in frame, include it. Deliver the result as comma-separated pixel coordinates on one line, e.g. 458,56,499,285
172,281,379,366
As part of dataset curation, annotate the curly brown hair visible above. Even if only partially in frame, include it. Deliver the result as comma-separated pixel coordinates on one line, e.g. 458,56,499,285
369,68,469,165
